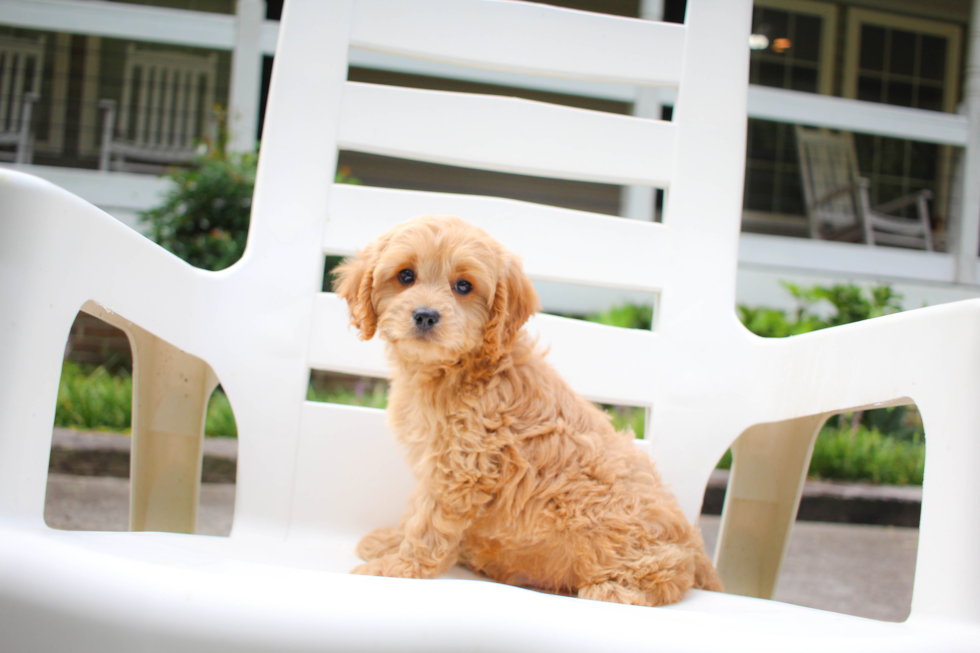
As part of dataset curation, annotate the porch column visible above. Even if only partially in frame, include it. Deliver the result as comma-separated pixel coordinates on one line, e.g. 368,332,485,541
227,0,264,154
954,0,980,284
620,0,665,221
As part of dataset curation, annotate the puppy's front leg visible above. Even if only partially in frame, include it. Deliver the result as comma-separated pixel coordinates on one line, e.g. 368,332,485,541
351,488,469,579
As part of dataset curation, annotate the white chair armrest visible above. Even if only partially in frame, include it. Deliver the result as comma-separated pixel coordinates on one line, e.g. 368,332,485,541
756,303,980,622
0,169,217,522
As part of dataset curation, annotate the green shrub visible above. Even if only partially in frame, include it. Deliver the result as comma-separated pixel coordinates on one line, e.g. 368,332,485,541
738,282,902,338
307,383,389,409
141,147,361,272
809,424,924,485
56,361,132,431
205,389,238,437
141,150,257,271
605,405,646,439
585,303,653,330
715,424,924,485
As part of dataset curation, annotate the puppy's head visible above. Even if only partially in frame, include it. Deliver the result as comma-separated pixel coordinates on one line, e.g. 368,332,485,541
333,216,539,365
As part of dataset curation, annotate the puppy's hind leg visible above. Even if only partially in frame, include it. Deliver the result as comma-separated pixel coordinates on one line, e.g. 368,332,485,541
355,527,404,561
579,544,699,607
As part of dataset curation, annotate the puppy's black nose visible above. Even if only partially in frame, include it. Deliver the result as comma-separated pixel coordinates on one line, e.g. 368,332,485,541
412,308,440,332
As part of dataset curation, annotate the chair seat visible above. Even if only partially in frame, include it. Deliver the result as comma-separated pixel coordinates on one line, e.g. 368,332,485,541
3,521,978,652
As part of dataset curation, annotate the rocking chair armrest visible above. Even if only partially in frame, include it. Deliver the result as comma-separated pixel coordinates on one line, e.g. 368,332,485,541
811,183,861,207
872,189,933,215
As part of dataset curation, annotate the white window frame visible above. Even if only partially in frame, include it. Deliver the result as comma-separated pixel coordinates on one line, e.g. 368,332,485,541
752,0,839,97
842,8,963,229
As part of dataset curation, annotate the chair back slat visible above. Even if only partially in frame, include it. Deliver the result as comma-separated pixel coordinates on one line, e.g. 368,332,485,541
338,81,677,186
326,184,670,292
308,293,658,406
350,0,686,87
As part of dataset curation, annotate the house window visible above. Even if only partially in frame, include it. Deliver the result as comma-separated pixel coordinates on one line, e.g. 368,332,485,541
843,9,962,226
743,0,837,228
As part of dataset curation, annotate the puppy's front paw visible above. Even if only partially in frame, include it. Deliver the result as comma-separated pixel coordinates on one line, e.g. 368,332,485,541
351,554,420,578
356,526,404,561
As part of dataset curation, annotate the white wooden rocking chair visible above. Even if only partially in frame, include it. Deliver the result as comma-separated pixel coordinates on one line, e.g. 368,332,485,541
795,125,935,250
1,1,979,651
0,34,44,164
99,43,218,173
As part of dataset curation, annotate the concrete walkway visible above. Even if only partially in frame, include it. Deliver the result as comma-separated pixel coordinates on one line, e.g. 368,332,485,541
43,471,918,623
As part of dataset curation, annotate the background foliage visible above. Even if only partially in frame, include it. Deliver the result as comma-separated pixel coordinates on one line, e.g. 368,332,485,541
140,149,360,271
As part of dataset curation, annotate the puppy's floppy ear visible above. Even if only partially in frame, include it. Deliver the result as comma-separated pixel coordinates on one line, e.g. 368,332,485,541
483,253,541,359
332,237,388,340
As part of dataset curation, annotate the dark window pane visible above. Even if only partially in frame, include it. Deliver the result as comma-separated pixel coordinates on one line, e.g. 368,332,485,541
878,137,907,177
908,141,938,180
857,76,883,103
885,80,914,108
875,181,906,207
920,35,947,81
776,123,796,163
776,170,804,215
749,57,762,85
759,8,790,42
793,15,822,63
860,25,886,72
917,84,943,112
758,60,787,89
790,65,818,93
853,133,876,172
745,166,777,212
748,119,779,160
889,30,916,77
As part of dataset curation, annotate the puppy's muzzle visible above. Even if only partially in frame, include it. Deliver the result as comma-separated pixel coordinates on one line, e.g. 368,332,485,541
412,308,440,332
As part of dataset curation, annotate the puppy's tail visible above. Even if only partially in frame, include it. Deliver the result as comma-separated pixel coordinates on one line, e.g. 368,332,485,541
693,550,723,592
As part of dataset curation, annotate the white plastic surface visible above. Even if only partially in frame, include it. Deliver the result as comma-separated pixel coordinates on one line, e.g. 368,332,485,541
2,1,980,651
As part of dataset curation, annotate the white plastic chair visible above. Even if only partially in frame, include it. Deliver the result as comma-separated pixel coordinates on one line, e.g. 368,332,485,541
2,1,979,650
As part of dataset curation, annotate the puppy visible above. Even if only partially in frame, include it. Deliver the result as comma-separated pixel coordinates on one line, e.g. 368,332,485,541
334,215,722,606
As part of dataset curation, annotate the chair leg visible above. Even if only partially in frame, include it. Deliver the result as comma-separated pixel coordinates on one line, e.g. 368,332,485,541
81,302,218,534
127,323,218,533
713,414,827,599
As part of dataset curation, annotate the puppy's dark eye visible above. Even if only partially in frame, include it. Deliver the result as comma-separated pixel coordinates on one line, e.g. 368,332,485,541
453,280,473,295
397,269,415,285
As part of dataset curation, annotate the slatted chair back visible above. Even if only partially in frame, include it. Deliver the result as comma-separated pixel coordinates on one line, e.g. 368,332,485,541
242,0,752,541
795,126,867,240
101,44,217,172
0,34,44,162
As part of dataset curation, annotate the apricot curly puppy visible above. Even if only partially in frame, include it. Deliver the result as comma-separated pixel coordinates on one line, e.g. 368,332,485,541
335,216,722,606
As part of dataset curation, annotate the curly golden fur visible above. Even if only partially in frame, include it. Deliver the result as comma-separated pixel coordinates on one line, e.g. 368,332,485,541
334,215,722,606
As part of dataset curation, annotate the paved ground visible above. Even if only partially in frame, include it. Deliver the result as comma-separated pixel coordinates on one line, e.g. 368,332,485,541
43,473,918,622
